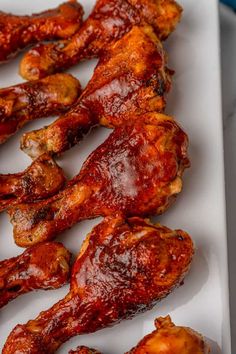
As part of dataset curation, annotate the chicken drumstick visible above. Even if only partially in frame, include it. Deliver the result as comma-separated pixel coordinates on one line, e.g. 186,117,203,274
3,216,193,353
0,1,84,63
9,113,190,247
0,73,81,144
127,316,210,354
21,26,171,158
0,154,65,212
20,0,182,80
0,242,71,309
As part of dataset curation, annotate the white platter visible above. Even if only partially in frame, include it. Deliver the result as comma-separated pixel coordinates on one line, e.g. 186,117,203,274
0,0,231,353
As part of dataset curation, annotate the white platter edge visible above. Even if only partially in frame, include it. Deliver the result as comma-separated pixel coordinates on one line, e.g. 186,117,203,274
215,1,231,352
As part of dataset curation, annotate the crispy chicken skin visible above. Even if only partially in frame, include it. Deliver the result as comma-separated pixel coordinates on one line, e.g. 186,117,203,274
0,1,84,63
127,316,210,354
9,113,190,247
20,0,182,80
3,216,194,353
0,74,81,144
0,242,71,309
21,26,171,158
0,154,66,212
69,347,101,354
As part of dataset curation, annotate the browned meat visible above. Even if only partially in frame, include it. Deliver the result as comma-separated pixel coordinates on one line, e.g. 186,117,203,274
0,73,81,144
0,242,71,309
3,216,193,353
21,26,171,158
20,0,182,80
9,113,189,247
0,154,66,212
127,316,210,354
0,1,84,63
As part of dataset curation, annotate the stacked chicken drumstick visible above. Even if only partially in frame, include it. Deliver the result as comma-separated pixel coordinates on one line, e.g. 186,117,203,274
0,1,210,353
